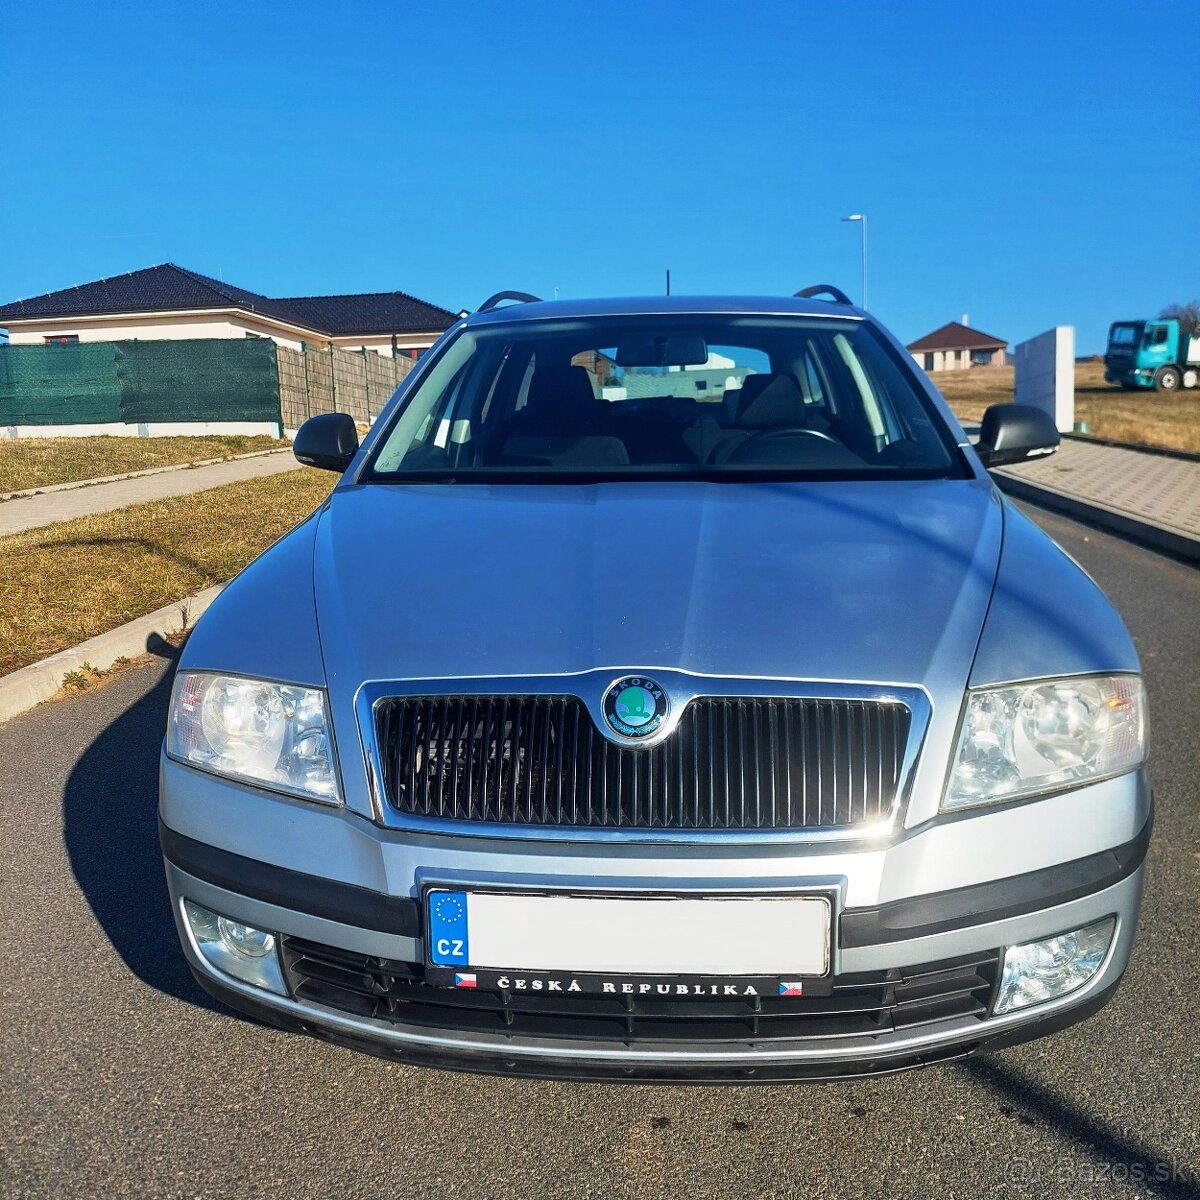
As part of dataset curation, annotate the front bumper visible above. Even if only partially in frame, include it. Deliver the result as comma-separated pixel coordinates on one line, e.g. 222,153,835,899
184,946,1125,1083
159,757,1150,1082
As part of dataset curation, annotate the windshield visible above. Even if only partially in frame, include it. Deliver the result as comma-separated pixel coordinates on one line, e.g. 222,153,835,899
367,315,964,482
1107,323,1143,348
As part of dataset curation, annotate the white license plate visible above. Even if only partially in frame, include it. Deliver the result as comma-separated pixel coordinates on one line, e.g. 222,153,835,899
426,890,831,977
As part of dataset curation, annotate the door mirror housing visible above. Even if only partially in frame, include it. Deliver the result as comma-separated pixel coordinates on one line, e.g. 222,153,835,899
974,404,1060,469
293,413,360,473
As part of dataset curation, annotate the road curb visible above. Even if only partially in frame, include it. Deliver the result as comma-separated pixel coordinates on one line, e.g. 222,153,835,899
0,447,292,503
995,473,1200,565
0,585,223,726
1061,432,1200,464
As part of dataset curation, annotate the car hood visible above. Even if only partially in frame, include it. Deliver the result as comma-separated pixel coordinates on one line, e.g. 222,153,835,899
313,479,1002,692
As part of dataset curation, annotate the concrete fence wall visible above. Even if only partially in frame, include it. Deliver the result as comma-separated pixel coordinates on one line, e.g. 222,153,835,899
278,344,415,430
1014,327,1075,433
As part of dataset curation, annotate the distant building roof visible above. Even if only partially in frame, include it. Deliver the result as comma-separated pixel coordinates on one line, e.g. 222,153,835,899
0,263,457,336
276,291,456,336
906,321,1007,353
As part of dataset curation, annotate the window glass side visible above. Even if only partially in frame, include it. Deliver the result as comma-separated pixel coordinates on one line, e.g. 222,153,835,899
825,325,957,462
800,347,828,407
373,332,478,472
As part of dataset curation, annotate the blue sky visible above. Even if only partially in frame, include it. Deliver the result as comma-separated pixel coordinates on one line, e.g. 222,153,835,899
1,1,1196,353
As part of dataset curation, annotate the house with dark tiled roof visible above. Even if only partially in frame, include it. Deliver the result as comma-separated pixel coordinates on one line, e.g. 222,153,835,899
906,320,1008,373
0,264,458,358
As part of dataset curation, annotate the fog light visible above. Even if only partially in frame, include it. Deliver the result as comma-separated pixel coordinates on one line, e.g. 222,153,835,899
183,900,287,995
218,915,275,958
995,918,1115,1015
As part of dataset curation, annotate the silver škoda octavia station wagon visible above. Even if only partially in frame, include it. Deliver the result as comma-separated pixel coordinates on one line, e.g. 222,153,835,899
160,287,1149,1081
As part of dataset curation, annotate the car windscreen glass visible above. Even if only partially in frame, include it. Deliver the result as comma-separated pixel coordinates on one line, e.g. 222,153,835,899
366,316,965,481
1108,324,1142,347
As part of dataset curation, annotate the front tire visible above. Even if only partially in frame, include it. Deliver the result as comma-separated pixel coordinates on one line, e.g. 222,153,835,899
1155,366,1182,391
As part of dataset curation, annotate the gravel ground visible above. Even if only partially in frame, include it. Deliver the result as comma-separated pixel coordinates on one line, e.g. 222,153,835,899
1,502,1196,1200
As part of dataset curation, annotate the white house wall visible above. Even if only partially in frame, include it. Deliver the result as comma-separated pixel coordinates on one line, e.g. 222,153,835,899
6,312,307,351
7,314,443,355
330,332,444,357
913,348,1002,372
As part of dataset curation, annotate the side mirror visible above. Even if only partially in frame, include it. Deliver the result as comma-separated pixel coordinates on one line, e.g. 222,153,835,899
974,404,1060,469
293,412,359,473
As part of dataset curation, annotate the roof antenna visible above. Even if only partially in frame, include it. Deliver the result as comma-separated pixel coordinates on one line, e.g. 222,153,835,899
665,269,671,296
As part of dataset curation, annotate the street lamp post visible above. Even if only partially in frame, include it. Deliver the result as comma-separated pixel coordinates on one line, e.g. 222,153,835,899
841,213,867,310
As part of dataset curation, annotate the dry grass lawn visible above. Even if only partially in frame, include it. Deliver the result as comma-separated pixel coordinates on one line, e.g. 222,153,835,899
0,433,290,493
935,360,1200,454
0,468,334,677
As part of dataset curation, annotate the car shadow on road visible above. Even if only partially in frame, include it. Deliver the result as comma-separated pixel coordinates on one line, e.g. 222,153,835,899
61,637,245,1019
961,1057,1197,1197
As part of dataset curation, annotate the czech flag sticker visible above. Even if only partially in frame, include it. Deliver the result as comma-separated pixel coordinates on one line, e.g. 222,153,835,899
779,981,804,996
454,973,478,989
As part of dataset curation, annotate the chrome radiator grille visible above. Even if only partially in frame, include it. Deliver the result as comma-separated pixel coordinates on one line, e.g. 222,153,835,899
374,695,910,832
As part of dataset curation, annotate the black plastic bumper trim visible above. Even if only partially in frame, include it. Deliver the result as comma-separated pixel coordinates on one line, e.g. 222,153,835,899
161,808,1150,955
839,816,1152,949
159,820,420,938
190,965,1120,1084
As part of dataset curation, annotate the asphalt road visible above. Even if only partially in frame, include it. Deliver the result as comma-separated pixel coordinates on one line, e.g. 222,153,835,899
2,503,1197,1200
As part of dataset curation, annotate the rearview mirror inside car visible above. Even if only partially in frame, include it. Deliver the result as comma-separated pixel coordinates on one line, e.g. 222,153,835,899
615,335,709,368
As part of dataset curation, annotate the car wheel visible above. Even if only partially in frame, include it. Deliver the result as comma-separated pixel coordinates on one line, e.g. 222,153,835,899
1155,366,1182,392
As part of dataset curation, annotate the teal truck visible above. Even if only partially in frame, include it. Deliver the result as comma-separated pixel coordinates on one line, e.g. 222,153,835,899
1104,317,1200,391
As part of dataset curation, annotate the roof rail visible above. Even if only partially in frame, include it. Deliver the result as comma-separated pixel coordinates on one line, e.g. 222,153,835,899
793,284,853,305
477,290,542,313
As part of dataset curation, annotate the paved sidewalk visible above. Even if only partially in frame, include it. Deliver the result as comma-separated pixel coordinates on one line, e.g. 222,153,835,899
0,452,302,537
996,438,1200,559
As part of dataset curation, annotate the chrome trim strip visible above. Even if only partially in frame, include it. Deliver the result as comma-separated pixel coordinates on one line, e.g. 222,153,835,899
354,670,932,844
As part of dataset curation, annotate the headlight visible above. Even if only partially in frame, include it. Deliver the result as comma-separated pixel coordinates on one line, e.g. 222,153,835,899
168,672,341,804
943,674,1145,811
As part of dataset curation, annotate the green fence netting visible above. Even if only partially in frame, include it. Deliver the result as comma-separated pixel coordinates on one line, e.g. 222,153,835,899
114,338,280,424
0,338,282,428
0,342,123,425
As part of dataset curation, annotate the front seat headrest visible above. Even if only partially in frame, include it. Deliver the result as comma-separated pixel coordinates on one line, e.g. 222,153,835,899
736,373,806,428
524,363,599,415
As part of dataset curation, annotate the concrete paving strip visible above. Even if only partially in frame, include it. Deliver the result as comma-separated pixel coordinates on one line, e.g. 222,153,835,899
997,474,1200,563
0,451,302,537
996,438,1200,564
0,446,292,502
0,584,222,726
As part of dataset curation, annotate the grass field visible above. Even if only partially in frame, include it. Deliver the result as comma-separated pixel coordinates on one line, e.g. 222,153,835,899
0,433,290,494
0,468,334,677
935,360,1200,454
